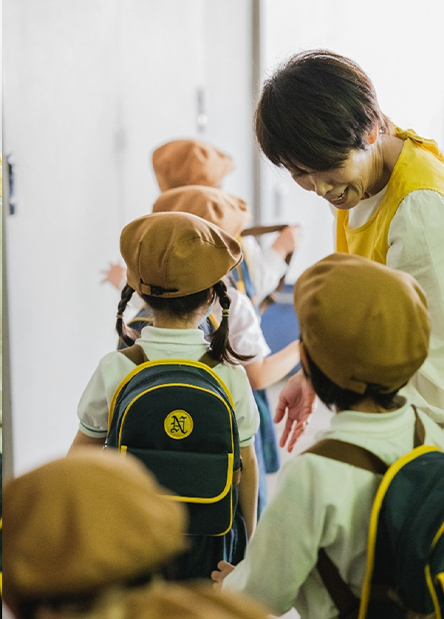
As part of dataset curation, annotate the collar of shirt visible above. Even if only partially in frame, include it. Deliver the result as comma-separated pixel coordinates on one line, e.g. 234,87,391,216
348,185,388,229
326,399,413,434
136,325,209,361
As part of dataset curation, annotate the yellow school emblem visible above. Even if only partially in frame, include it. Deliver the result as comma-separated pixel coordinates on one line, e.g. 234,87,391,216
164,410,194,439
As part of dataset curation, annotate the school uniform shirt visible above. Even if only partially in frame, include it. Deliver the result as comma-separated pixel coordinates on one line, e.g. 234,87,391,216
77,326,259,445
336,129,444,427
222,400,444,619
241,236,288,305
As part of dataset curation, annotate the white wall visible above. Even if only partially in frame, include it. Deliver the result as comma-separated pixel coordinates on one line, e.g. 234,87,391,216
3,0,255,476
259,0,444,282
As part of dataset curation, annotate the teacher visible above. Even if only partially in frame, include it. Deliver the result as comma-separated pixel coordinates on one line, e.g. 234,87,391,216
254,49,444,448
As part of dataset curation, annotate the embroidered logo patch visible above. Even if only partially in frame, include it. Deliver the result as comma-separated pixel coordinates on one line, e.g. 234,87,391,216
164,410,194,439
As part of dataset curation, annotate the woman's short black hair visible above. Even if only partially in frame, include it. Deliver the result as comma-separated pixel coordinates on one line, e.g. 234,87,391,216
303,345,400,411
255,49,391,172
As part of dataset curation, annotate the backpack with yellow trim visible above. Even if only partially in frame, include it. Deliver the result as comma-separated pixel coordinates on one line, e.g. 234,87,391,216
106,344,241,537
306,408,444,619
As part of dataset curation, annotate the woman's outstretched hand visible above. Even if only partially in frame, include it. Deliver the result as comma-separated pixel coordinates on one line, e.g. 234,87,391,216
275,370,316,452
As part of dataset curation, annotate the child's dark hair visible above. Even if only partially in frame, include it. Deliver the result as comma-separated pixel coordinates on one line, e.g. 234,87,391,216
116,281,252,365
301,340,400,411
255,49,392,172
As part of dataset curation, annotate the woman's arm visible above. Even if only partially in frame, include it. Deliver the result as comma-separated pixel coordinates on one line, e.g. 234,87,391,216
388,190,444,426
244,340,300,390
238,444,258,539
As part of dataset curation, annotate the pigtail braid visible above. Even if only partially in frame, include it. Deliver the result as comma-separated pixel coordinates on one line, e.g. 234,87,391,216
116,284,141,347
209,281,254,365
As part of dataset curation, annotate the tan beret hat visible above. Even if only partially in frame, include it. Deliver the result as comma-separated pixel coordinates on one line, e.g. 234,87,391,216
294,253,431,393
82,582,271,619
120,211,242,298
3,448,187,603
152,185,251,238
152,139,234,192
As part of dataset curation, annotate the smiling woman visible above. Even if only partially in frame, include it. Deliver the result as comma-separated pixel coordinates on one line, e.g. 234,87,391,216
255,48,444,443
287,137,388,210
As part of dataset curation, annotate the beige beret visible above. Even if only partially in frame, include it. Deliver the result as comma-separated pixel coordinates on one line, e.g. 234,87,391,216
120,211,242,298
3,448,187,603
294,253,431,393
80,582,271,619
152,139,234,192
152,185,251,238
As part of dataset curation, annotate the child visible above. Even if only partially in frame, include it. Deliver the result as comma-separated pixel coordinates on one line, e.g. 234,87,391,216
102,138,301,306
152,138,302,306
3,448,187,618
70,211,259,580
151,184,300,516
4,449,271,619
211,253,444,618
151,185,300,391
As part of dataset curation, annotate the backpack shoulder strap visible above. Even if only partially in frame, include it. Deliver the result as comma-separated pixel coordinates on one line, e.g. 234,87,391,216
412,405,425,447
198,351,220,369
305,405,424,473
317,549,360,619
304,439,388,475
308,404,425,617
119,344,149,366
305,440,386,617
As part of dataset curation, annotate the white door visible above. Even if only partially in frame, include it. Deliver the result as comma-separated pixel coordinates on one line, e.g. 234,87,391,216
4,0,256,475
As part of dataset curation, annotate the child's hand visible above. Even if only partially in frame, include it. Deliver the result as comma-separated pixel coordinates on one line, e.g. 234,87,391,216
272,225,303,259
101,262,125,290
211,560,235,589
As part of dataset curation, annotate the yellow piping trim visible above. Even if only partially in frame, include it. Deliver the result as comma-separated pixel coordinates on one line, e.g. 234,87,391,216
432,520,444,549
216,479,234,536
117,382,234,455
358,445,441,619
111,359,238,536
425,564,442,619
153,452,234,504
108,358,235,431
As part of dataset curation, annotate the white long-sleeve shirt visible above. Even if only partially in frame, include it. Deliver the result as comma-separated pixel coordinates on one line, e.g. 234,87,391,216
348,188,444,426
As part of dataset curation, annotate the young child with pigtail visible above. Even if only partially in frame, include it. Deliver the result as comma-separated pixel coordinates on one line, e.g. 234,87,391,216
100,139,301,517
70,211,259,580
151,185,300,517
